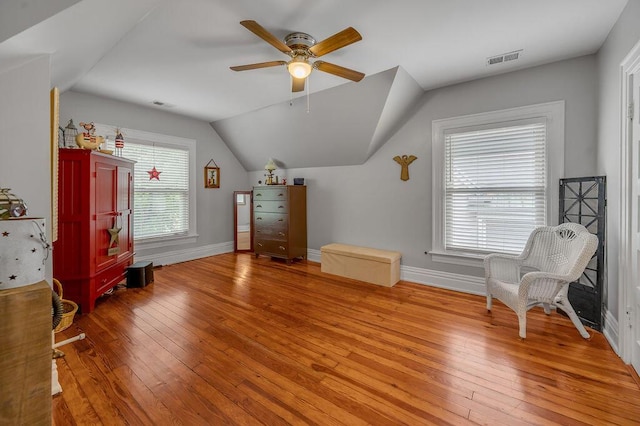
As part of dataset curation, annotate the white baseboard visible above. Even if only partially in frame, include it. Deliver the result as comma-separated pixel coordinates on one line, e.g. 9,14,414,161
307,248,321,263
400,265,485,295
309,248,485,295
602,307,619,355
135,241,234,266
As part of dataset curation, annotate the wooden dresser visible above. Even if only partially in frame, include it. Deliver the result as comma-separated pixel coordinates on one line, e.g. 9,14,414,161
54,149,135,313
253,185,307,264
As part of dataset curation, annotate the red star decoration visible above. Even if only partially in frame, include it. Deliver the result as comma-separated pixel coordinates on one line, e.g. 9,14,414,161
147,166,162,180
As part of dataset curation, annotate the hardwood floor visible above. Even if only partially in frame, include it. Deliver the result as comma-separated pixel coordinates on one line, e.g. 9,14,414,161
52,253,640,425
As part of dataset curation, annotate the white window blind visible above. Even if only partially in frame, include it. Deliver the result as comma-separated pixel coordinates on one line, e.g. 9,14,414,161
106,139,190,240
444,120,547,255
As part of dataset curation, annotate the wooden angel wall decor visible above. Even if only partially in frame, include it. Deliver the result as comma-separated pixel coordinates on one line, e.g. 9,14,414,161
393,155,417,181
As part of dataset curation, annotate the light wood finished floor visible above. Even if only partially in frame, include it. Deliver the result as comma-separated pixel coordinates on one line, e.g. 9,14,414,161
52,253,640,425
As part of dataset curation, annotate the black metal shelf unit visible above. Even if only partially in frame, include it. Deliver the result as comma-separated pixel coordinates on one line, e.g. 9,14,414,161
559,176,606,331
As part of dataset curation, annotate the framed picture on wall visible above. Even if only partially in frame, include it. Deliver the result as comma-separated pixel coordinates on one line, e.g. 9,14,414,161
204,165,220,188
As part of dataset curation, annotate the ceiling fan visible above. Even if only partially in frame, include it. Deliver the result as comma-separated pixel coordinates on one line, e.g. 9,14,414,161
230,20,365,92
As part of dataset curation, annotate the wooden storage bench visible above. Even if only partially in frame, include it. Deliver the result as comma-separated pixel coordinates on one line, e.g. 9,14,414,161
320,243,401,287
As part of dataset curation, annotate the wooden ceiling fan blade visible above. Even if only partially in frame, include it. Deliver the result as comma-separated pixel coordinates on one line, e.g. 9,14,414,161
240,20,292,54
308,27,362,57
292,77,305,92
314,61,365,82
230,61,287,71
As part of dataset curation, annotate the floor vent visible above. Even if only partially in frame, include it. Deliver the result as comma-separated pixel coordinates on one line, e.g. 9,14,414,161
487,50,522,66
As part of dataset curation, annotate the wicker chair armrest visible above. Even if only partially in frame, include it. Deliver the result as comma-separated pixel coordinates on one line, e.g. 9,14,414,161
484,253,523,281
484,252,524,261
518,271,569,297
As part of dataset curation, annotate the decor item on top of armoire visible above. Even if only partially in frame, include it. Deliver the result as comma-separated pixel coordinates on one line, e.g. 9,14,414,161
61,119,79,148
393,154,417,181
75,121,105,150
114,128,125,156
54,148,135,313
204,159,220,188
559,176,606,331
253,185,306,264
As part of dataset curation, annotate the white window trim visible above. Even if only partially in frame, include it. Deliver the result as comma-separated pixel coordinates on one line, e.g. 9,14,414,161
430,101,565,267
93,124,198,249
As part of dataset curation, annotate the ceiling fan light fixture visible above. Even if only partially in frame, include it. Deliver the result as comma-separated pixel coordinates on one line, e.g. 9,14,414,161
287,58,312,79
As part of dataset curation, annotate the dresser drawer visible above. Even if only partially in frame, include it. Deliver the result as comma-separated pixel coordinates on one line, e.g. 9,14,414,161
254,226,287,240
254,213,287,238
94,262,127,296
253,187,288,201
254,200,288,213
254,239,289,256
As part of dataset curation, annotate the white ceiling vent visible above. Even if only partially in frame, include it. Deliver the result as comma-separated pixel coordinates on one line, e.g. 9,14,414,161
487,50,523,66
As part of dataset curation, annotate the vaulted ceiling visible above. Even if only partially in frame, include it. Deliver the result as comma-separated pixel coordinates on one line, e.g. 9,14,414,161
0,0,628,170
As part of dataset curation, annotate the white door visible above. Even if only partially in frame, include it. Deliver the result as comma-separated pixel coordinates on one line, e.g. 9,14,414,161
631,71,640,375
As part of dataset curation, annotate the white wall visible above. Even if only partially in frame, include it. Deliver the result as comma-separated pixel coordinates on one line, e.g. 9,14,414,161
0,0,80,44
251,55,599,278
59,91,250,259
0,55,53,280
597,0,640,320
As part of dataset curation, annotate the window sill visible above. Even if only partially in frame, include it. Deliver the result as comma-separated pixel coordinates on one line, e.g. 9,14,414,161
428,250,487,268
135,233,199,251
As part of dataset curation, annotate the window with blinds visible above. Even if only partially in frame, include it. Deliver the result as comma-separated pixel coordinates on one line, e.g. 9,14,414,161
105,138,191,241
431,101,564,264
444,121,546,254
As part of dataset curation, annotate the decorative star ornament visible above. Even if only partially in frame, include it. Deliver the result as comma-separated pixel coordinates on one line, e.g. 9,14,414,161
108,226,122,248
147,166,162,180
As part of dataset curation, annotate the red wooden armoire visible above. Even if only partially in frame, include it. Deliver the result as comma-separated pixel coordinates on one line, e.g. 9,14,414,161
54,148,135,312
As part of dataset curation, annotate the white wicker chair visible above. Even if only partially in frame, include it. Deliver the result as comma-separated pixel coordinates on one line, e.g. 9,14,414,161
484,223,598,339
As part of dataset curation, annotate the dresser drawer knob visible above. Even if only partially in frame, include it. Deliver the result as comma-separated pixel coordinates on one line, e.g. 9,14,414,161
278,205,284,209
256,193,262,197
256,217,262,220
278,193,284,197
278,232,285,236
256,204,262,208
279,246,286,251
278,218,284,222
257,243,263,247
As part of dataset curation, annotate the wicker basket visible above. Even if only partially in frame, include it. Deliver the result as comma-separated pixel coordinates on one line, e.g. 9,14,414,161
53,278,78,333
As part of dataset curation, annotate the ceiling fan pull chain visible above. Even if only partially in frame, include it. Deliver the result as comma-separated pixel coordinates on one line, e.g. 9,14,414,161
306,76,310,113
290,76,293,106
